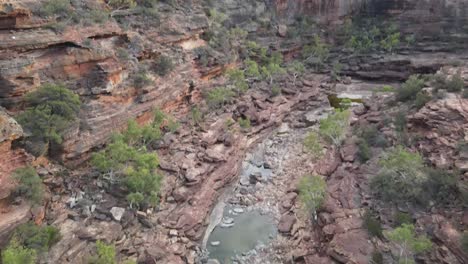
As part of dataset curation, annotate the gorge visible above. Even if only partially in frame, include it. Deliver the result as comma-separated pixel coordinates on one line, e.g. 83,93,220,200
0,0,467,263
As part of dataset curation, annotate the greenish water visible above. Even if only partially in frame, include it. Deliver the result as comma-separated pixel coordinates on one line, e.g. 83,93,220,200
207,208,277,263
327,94,363,109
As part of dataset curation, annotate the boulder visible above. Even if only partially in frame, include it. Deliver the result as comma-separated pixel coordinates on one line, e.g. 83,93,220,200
278,214,296,234
110,207,125,222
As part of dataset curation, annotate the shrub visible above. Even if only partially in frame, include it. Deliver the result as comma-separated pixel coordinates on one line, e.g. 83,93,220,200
91,120,162,207
12,223,61,253
1,240,37,264
238,117,251,130
303,35,329,69
226,68,248,95
380,32,400,53
39,0,71,17
133,70,152,88
463,88,468,98
462,232,468,254
414,91,431,109
153,55,174,77
380,85,395,92
446,73,464,92
357,139,371,163
12,167,43,205
89,240,117,264
87,9,109,24
298,175,327,220
190,106,203,126
287,61,305,84
108,0,136,9
304,132,323,159
271,85,281,97
371,250,384,264
244,59,260,78
205,87,235,108
394,212,413,226
17,84,81,156
396,75,425,102
370,146,427,205
394,111,407,132
363,210,383,238
385,224,432,264
319,110,350,147
422,168,460,205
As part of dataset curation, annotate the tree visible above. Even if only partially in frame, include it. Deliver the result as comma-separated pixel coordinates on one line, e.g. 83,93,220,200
88,241,117,264
370,146,427,205
17,84,81,156
261,63,286,84
205,87,235,108
91,120,162,208
226,68,248,95
298,175,326,221
303,35,329,70
319,110,350,147
287,61,305,85
244,59,260,78
12,167,44,205
1,240,36,264
11,223,61,254
385,224,432,264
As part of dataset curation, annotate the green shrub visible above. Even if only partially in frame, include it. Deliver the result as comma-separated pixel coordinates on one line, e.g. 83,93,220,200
12,223,61,253
380,85,395,92
394,111,407,132
370,146,427,205
463,88,468,98
244,59,260,78
1,240,36,264
304,132,323,159
357,139,371,163
89,240,117,264
133,70,152,88
298,175,327,220
303,35,329,69
153,55,174,77
371,250,384,264
227,68,249,95
394,212,413,226
12,167,43,205
462,232,468,254
91,119,162,207
39,0,71,17
446,73,464,92
87,9,109,24
422,168,460,204
359,124,387,148
17,84,81,156
237,117,251,129
363,210,383,238
190,106,203,126
396,75,425,102
380,32,400,53
385,224,432,264
319,110,350,147
205,87,235,108
108,0,136,9
414,91,431,109
271,85,281,97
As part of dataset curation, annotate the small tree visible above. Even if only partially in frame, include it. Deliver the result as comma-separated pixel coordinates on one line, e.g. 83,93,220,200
385,224,432,264
287,61,305,85
244,59,260,78
303,35,329,70
153,55,174,77
17,84,81,156
205,87,235,108
1,240,36,264
12,167,43,205
298,175,326,221
303,131,324,159
396,75,425,102
370,146,427,205
319,110,350,147
226,68,248,95
89,240,117,264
